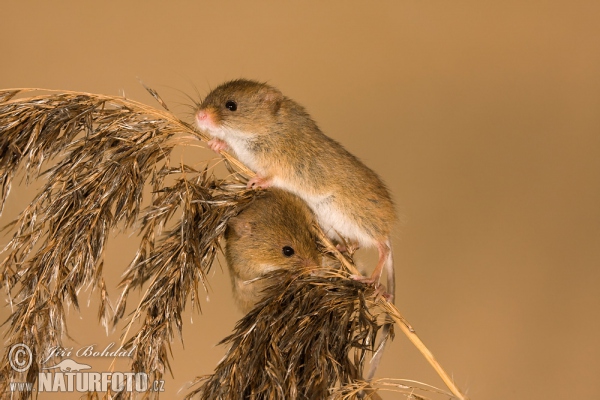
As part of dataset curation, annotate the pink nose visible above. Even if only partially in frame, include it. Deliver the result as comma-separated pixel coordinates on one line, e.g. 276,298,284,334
196,110,208,121
302,258,319,269
196,110,214,129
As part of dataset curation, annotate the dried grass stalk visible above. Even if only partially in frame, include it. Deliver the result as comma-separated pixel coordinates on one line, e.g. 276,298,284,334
185,267,458,400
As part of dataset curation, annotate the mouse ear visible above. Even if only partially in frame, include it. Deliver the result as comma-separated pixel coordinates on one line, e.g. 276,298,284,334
262,88,283,114
270,98,282,114
228,217,253,237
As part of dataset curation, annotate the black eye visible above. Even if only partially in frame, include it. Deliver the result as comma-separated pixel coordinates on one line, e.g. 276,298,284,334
282,246,295,257
225,100,237,111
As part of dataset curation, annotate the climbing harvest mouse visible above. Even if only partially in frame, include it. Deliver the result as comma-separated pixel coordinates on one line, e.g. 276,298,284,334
225,189,322,313
196,79,397,304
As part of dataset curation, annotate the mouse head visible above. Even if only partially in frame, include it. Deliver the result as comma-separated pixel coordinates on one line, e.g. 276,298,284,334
225,190,321,273
196,79,284,137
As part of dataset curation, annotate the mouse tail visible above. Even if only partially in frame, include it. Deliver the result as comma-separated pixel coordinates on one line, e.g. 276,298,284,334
384,239,395,303
365,240,395,382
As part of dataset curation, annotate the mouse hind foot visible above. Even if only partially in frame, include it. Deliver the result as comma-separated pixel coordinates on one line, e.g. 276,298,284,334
350,274,393,301
351,240,394,299
247,174,273,189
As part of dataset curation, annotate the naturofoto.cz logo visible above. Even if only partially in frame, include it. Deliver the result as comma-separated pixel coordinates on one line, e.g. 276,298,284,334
7,343,165,394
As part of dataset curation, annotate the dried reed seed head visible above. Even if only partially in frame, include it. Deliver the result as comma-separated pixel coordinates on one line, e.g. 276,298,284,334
186,267,386,400
0,88,204,395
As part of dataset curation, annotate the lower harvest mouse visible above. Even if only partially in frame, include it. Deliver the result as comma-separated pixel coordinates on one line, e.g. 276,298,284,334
224,189,322,313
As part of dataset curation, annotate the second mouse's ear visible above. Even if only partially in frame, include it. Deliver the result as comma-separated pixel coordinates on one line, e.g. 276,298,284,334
228,217,253,237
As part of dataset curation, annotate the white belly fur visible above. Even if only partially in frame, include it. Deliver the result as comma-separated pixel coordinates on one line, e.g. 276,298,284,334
225,136,260,171
208,128,261,171
272,177,374,247
310,196,374,247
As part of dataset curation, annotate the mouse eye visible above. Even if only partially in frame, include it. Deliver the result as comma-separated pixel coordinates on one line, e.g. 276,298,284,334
282,246,295,257
225,100,237,111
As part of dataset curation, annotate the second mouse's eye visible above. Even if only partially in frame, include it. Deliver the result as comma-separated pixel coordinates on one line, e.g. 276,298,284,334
282,246,295,257
225,100,237,111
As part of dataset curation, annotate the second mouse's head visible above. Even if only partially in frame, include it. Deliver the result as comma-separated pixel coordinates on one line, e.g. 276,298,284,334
225,189,322,274
196,79,284,137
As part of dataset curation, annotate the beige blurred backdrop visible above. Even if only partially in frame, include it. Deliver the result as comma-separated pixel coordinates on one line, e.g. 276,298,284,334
1,2,599,399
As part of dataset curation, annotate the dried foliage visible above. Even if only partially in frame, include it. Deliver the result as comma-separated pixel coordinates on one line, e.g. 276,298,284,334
186,267,384,400
189,265,455,399
0,87,467,400
0,88,211,395
114,171,255,383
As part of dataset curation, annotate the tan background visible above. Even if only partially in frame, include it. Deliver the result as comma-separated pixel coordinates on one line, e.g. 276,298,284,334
1,2,599,399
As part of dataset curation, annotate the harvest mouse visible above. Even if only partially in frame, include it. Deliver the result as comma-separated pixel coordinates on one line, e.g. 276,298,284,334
224,189,322,313
196,79,396,302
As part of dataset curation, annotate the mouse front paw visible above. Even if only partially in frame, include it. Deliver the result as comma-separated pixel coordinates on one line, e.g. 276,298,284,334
207,138,229,153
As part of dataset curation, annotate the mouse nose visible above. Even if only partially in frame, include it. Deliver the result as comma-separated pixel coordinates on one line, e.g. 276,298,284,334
196,110,208,121
301,258,319,269
195,109,215,129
